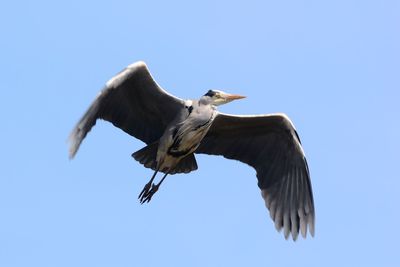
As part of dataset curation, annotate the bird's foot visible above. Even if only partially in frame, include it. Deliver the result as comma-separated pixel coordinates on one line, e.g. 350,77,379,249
138,182,152,200
139,183,160,204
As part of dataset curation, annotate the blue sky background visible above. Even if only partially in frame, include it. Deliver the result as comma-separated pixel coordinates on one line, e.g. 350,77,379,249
1,0,399,266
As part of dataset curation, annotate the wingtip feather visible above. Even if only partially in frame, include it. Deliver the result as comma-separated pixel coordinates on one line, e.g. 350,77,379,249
68,129,80,160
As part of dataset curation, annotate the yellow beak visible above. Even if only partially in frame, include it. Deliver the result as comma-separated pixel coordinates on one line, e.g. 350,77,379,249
224,94,246,100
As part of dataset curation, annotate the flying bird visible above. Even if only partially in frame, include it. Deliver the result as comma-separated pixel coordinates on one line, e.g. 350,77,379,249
69,61,315,240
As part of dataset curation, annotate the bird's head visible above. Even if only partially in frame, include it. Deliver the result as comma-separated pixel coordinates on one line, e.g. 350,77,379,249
201,90,246,106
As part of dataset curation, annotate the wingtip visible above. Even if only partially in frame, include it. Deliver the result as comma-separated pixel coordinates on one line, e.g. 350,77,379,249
263,192,315,241
292,233,299,241
68,142,78,160
309,217,315,237
67,128,81,160
68,145,77,160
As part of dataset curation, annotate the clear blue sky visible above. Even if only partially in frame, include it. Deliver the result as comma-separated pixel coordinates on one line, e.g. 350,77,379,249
1,1,399,266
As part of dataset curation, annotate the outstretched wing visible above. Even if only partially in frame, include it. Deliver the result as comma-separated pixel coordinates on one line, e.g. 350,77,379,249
69,61,184,158
196,112,315,240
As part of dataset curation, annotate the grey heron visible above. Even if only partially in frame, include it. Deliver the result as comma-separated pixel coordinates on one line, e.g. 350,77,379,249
69,61,315,240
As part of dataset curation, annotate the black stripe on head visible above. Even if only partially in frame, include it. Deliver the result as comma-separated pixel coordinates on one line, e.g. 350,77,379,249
204,90,216,97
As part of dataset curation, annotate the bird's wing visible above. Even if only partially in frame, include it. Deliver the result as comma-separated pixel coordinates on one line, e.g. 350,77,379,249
69,61,184,158
195,112,315,240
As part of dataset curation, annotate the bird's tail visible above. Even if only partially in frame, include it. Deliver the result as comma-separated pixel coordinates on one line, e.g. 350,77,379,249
132,142,159,171
132,143,198,174
171,154,198,174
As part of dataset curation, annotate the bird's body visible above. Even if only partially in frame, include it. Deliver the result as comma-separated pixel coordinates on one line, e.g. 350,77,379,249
69,61,315,241
156,99,216,172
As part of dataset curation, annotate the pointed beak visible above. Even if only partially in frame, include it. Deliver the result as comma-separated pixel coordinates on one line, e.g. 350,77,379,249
224,94,246,100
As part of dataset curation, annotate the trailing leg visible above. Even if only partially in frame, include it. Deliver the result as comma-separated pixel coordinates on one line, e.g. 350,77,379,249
140,172,169,204
138,169,159,201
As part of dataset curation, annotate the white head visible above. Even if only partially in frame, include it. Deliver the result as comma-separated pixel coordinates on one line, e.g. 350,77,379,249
200,90,246,106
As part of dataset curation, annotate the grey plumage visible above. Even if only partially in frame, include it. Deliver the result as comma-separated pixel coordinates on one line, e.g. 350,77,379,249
69,61,315,241
132,142,198,174
69,61,183,158
196,113,314,240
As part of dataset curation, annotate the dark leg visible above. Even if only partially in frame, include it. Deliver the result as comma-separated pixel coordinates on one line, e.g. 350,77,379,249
138,169,159,201
140,172,169,204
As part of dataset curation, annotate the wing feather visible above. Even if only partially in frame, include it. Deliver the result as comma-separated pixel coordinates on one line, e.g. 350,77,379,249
69,61,184,158
196,112,315,240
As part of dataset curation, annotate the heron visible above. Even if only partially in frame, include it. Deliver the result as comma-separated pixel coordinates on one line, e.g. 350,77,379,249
69,61,315,240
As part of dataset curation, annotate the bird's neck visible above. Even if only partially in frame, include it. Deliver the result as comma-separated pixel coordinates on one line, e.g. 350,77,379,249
199,96,214,106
